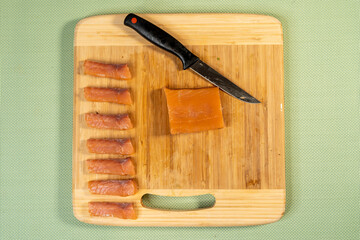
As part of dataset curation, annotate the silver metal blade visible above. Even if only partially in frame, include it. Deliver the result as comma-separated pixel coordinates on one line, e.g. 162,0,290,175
190,60,260,103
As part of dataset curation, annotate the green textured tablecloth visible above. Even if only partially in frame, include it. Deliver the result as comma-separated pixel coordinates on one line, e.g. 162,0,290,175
1,0,359,239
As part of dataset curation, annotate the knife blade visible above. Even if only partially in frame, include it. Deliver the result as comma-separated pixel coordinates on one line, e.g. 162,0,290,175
124,13,260,104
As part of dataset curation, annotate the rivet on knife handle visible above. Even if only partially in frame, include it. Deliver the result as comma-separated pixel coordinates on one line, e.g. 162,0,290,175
124,13,199,70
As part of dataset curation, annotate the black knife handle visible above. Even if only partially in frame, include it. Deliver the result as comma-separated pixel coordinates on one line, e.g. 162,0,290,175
124,13,199,70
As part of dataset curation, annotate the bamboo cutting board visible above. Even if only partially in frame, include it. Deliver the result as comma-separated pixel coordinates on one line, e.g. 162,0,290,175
72,14,285,226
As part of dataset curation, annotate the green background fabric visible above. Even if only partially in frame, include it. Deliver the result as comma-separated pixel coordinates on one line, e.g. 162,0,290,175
1,0,359,239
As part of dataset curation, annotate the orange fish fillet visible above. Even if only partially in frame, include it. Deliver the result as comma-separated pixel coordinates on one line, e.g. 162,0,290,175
85,113,133,130
84,87,132,105
87,138,134,155
89,202,137,219
83,60,131,80
164,87,224,134
88,179,138,196
86,158,135,176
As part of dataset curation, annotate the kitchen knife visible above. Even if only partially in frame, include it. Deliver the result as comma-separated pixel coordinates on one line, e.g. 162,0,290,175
124,13,260,103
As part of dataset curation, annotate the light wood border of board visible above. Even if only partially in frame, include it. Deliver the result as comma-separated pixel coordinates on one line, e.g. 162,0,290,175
73,189,285,227
74,13,283,46
72,13,285,226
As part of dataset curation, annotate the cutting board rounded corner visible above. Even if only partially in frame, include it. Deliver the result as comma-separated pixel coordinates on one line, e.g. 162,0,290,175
72,204,89,224
258,14,282,24
74,16,94,34
74,14,109,29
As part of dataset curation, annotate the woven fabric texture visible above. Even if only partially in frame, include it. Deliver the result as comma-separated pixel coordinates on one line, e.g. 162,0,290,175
0,0,359,239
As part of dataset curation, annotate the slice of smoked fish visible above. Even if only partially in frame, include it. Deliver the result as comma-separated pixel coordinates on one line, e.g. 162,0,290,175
86,158,135,176
84,87,132,105
87,138,134,155
85,113,133,130
88,179,138,196
89,202,137,219
83,60,131,80
164,87,224,134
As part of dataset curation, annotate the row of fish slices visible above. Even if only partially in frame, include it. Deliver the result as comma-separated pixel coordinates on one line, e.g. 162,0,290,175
83,60,137,219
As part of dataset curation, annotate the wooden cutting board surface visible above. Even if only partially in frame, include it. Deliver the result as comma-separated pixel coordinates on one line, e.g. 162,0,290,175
72,13,285,226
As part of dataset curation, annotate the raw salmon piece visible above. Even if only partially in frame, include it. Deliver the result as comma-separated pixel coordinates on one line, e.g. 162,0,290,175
84,87,132,105
85,113,133,130
88,179,138,196
164,87,224,134
87,138,134,155
89,202,136,219
83,60,131,80
86,158,135,176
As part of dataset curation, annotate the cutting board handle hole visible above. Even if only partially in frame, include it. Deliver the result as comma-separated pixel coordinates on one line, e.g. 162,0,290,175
141,193,215,211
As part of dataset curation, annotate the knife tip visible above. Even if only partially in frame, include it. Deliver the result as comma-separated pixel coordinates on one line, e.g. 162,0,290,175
239,96,261,104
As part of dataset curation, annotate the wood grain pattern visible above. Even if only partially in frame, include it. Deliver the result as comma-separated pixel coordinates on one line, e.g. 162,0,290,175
73,14,285,226
74,189,285,226
74,14,283,46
